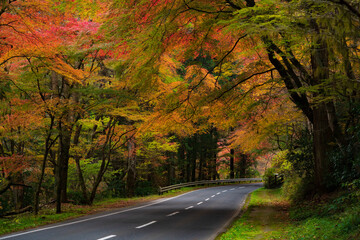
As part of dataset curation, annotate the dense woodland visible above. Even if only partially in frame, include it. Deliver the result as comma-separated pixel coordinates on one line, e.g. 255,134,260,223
0,0,360,216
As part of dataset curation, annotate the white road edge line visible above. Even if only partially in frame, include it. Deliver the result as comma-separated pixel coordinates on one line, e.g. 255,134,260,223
0,190,196,240
167,211,179,217
197,202,203,205
205,198,210,201
185,206,194,210
136,221,157,229
98,235,117,240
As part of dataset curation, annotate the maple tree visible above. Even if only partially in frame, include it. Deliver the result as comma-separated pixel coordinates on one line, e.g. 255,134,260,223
1,0,359,216
105,0,360,192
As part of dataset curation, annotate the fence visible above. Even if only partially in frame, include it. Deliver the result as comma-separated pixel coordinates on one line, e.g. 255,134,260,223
158,178,262,194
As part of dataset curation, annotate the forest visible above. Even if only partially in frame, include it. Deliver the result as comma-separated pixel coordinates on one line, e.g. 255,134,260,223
0,0,359,223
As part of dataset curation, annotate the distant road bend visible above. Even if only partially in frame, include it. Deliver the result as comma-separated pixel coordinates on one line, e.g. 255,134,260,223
0,183,262,240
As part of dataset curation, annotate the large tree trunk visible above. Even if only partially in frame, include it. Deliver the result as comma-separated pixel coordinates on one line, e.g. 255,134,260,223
229,148,235,179
238,153,248,178
312,104,333,191
126,136,136,197
310,20,333,191
55,121,72,213
60,126,72,203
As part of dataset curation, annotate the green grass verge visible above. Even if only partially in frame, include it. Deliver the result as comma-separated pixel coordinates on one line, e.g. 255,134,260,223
0,186,198,236
219,188,360,240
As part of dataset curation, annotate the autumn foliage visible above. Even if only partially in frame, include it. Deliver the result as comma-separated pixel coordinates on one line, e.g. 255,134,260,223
0,0,360,216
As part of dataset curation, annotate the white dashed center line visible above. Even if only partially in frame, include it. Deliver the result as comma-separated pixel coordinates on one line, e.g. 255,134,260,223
238,187,245,189
205,198,210,201
222,190,227,192
211,195,215,198
135,221,157,229
167,211,179,217
98,235,116,240
230,188,235,190
197,202,203,205
185,206,194,210
216,192,221,195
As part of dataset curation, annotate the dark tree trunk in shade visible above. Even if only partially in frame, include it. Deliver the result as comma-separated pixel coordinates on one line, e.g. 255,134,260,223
126,136,137,197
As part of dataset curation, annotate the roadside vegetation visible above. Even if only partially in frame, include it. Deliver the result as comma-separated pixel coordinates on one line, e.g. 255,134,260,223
220,187,360,240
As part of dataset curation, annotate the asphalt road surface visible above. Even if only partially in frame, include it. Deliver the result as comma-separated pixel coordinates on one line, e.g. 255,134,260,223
0,183,262,240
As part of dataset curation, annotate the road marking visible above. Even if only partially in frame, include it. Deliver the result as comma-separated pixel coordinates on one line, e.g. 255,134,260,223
98,235,116,240
136,221,157,229
238,187,245,189
222,190,227,192
230,188,235,190
0,190,196,240
205,198,210,201
185,206,194,210
197,201,203,205
216,192,221,195
211,195,215,198
167,211,179,217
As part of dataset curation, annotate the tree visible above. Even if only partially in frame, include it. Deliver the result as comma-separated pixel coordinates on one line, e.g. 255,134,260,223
105,0,360,191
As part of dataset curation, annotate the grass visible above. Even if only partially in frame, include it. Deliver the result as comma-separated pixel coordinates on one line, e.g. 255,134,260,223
219,188,360,240
0,186,199,236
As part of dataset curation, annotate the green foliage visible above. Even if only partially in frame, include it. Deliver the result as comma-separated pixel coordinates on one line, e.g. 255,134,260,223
273,128,315,201
105,176,126,198
328,109,360,188
282,174,314,202
262,168,276,189
67,190,87,205
285,129,314,179
0,193,12,216
135,181,156,196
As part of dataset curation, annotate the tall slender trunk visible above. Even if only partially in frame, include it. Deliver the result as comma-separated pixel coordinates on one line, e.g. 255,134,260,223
178,141,186,182
34,116,55,215
73,125,89,204
198,135,204,181
126,135,136,197
190,135,197,182
211,128,218,180
229,148,235,179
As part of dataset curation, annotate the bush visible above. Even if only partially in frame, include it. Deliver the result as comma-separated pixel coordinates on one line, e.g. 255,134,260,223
67,190,87,205
282,173,314,202
135,181,156,196
263,168,277,189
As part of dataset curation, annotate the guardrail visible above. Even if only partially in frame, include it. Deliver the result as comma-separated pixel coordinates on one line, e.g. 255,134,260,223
158,178,262,194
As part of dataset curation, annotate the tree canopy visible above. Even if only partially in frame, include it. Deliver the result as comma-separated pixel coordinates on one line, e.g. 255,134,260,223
1,0,360,215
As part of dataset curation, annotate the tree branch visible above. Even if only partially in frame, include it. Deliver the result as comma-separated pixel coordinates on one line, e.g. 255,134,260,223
212,68,275,101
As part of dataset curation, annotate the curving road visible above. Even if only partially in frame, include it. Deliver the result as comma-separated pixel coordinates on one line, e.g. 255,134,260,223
0,183,262,240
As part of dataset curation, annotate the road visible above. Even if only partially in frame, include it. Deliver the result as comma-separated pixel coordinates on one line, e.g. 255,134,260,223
0,183,262,240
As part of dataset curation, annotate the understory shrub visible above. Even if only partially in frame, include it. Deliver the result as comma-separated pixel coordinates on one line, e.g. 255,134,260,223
263,168,277,189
